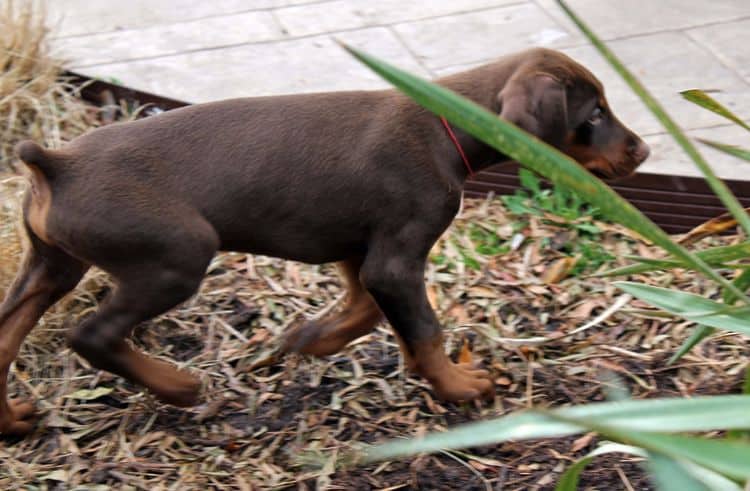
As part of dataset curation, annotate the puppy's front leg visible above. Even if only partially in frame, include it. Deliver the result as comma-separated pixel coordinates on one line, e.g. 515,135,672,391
360,246,493,402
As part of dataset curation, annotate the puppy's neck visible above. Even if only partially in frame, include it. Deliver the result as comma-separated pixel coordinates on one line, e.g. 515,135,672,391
435,118,508,186
434,66,514,184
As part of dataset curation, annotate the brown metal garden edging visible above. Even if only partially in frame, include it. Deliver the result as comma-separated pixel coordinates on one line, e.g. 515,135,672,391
65,71,750,235
465,164,750,234
64,71,188,112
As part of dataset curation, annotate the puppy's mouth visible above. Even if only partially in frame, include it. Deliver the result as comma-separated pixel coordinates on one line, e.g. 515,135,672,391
569,138,650,181
586,160,638,181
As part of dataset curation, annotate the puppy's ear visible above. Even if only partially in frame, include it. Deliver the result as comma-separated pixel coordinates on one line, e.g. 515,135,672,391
497,74,568,149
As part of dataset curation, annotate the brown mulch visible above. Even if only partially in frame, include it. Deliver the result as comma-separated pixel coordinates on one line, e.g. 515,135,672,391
1,191,747,490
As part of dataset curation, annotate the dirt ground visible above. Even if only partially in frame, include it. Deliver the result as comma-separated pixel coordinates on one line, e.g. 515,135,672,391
1,191,746,490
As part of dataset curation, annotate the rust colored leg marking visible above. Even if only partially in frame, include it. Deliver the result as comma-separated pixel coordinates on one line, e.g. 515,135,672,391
283,257,383,356
0,243,86,436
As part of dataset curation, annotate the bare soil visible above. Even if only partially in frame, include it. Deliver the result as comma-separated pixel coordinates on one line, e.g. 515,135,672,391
1,193,746,490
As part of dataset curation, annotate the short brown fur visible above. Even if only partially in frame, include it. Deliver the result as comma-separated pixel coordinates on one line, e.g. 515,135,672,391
25,165,53,246
0,48,649,436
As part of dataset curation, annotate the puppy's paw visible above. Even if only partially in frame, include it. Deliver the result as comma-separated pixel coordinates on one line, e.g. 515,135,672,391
0,398,38,436
152,371,202,407
430,362,494,403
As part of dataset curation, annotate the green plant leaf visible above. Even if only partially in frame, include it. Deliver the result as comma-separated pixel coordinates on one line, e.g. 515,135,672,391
625,255,700,269
696,138,750,163
728,365,750,440
553,417,750,481
668,455,744,491
342,44,750,304
519,168,542,194
615,282,750,336
546,410,750,482
724,268,750,305
646,453,711,491
680,90,750,132
556,0,750,240
668,242,749,265
598,242,750,278
556,443,647,491
557,441,740,491
359,395,750,463
669,325,714,365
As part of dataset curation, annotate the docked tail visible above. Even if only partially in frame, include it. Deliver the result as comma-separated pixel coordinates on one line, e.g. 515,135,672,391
15,140,57,177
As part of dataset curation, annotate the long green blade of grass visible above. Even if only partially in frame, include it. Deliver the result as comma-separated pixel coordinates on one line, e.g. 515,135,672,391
622,255,742,271
669,326,713,364
557,439,741,490
549,412,750,481
598,242,750,277
724,268,750,305
359,395,750,463
556,0,750,238
648,453,743,491
342,44,750,303
680,90,750,132
728,366,750,439
556,444,648,491
671,265,750,361
696,139,750,163
646,453,711,491
614,282,750,335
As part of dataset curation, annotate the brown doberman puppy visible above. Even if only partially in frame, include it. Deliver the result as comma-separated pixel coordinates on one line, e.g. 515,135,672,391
0,48,649,436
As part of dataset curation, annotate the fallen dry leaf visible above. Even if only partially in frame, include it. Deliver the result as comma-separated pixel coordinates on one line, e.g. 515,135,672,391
541,256,578,284
458,338,473,364
678,207,749,246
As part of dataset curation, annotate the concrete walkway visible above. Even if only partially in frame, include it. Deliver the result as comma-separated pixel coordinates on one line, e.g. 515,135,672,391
46,0,750,178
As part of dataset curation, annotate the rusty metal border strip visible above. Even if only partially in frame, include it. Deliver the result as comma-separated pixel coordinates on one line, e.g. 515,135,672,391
464,164,750,234
63,70,189,111
64,70,750,235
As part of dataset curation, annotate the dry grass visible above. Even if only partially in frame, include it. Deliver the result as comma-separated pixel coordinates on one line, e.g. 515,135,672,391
1,193,747,489
0,0,100,291
0,1,97,174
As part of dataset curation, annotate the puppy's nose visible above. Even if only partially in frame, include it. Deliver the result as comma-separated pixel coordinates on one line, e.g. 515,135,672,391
628,138,650,164
635,140,650,163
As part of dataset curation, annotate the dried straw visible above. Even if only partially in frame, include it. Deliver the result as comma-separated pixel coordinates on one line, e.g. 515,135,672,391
0,0,97,172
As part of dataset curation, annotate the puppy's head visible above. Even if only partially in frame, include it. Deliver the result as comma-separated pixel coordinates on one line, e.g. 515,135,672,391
496,49,649,179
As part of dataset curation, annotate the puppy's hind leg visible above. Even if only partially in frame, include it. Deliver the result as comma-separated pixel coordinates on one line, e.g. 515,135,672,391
68,217,219,407
0,233,88,436
282,256,383,357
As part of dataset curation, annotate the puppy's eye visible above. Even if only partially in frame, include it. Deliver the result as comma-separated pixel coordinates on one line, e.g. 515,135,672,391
587,106,604,125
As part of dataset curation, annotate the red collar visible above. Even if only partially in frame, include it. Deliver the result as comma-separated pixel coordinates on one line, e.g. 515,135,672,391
440,116,474,177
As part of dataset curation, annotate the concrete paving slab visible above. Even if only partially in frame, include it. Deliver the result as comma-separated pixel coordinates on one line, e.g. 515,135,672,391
273,0,521,37
641,124,750,178
688,18,750,84
55,11,282,67
79,27,429,102
555,31,750,137
393,3,583,70
44,0,278,37
538,0,750,40
566,32,750,134
602,32,750,132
